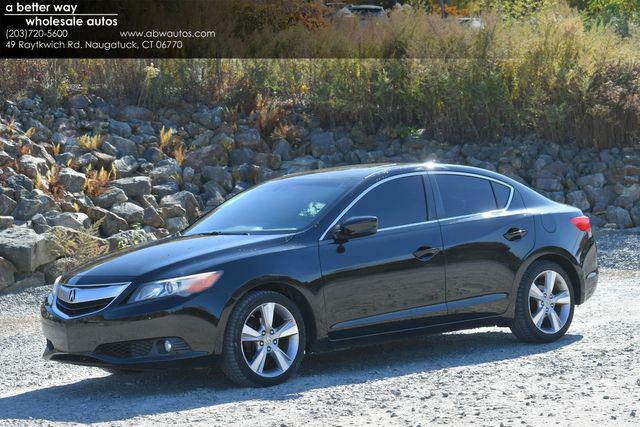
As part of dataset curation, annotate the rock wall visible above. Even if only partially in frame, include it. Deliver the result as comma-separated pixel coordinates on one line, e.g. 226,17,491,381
0,94,639,291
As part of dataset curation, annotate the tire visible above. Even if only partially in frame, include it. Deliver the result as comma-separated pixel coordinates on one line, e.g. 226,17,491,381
220,290,306,387
510,260,575,343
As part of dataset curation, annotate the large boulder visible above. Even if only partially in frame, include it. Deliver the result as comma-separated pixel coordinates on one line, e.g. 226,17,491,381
110,176,152,197
92,187,128,209
118,105,153,121
149,163,182,185
202,166,233,192
68,94,91,109
38,257,77,283
87,206,129,236
113,155,139,177
44,212,90,230
235,128,267,151
143,206,164,228
606,206,633,228
110,202,144,224
106,229,153,252
0,227,56,272
614,184,640,210
12,191,57,221
566,190,590,212
107,135,137,157
160,191,201,223
17,155,48,179
577,173,606,189
108,119,132,138
6,174,34,192
0,257,16,290
0,194,17,216
184,144,228,171
57,167,87,193
310,132,335,158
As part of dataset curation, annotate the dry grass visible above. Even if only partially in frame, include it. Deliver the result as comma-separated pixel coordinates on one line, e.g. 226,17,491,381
78,134,104,151
49,218,110,265
159,126,173,151
84,164,117,196
172,145,186,166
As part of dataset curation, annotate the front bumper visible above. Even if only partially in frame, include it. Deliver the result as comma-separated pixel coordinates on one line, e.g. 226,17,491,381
41,292,220,369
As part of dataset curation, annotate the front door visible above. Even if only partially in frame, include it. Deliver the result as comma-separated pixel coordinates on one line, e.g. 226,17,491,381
319,175,447,340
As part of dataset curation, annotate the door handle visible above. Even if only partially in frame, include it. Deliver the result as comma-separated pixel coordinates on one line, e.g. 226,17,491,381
413,246,441,261
504,228,528,241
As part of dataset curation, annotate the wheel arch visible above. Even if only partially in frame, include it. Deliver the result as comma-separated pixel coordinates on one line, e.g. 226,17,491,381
213,278,319,355
506,247,585,318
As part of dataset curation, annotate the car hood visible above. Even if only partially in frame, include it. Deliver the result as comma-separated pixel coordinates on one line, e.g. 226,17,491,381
63,233,291,286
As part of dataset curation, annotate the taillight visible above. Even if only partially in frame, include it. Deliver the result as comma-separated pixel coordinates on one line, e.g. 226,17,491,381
570,216,591,232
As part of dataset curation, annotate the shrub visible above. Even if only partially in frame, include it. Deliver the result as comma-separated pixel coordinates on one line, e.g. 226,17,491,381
78,134,104,151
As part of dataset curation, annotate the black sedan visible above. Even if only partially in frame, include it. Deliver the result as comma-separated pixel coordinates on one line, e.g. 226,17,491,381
41,163,598,387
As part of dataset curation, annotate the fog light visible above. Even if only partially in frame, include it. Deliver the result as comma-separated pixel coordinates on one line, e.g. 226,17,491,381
163,340,172,353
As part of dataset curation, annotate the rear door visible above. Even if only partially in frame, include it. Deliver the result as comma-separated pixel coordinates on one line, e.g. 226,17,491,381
319,174,447,339
430,172,535,319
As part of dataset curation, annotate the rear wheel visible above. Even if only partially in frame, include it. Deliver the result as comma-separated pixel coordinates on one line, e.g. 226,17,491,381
220,290,305,387
510,261,575,343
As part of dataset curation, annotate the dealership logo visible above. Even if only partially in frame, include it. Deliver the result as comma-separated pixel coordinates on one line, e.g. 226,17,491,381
67,289,76,302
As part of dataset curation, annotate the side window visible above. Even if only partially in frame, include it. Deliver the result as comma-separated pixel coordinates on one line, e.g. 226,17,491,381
491,182,511,209
345,176,427,229
434,175,497,218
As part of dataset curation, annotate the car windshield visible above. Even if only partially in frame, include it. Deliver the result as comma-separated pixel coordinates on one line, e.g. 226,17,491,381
183,178,356,235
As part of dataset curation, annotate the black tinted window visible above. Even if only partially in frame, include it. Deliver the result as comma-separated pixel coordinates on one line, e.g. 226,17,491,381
434,175,497,217
491,182,511,209
346,176,427,228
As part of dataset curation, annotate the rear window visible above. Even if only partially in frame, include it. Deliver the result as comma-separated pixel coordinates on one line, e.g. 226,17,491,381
434,174,498,218
491,182,511,209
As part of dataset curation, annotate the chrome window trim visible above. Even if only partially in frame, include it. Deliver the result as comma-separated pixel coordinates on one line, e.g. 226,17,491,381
429,171,514,221
319,172,428,240
52,282,130,320
319,169,516,240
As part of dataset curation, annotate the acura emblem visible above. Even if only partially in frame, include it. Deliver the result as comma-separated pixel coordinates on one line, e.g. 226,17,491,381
67,288,76,303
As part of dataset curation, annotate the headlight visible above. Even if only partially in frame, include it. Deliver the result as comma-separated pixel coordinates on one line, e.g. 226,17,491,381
129,271,223,303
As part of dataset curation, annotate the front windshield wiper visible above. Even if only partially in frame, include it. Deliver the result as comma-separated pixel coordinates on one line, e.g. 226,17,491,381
188,231,251,236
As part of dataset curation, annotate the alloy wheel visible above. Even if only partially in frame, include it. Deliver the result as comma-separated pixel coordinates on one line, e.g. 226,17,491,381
240,302,300,377
528,270,572,334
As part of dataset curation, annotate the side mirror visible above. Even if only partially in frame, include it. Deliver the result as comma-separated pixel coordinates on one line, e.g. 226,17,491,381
333,216,378,242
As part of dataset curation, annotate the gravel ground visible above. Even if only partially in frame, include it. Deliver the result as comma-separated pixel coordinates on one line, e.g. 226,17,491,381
0,233,638,426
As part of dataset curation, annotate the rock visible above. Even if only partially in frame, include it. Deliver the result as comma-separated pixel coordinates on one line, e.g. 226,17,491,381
44,226,110,260
57,167,87,193
630,205,640,227
6,174,34,192
31,213,50,233
0,194,17,216
606,206,633,228
194,106,224,129
68,94,91,109
235,128,266,151
0,257,16,290
149,163,182,185
272,139,292,161
281,156,321,173
310,132,335,157
110,202,144,224
13,271,45,289
118,105,153,121
38,257,77,283
0,216,13,230
12,191,57,221
113,155,139,177
88,206,129,236
143,206,164,228
108,119,132,138
153,182,181,199
76,152,98,168
159,204,186,220
107,135,137,157
44,212,90,230
230,148,256,166
614,184,640,209
166,216,189,234
17,155,48,179
202,166,233,191
566,190,590,212
92,187,128,208
143,147,164,163
0,227,56,271
212,132,234,151
577,173,606,189
160,191,201,223
107,229,152,252
184,144,228,171
534,177,563,192
583,185,616,212
110,176,151,197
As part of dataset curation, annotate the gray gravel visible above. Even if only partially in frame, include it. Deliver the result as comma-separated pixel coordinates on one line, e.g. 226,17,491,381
0,233,638,426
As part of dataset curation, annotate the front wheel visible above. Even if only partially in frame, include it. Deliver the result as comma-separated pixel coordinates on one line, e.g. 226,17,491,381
510,261,575,343
220,290,305,387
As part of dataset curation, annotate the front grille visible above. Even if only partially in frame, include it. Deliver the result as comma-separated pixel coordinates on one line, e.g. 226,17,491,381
95,340,154,358
56,297,113,316
95,337,192,359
